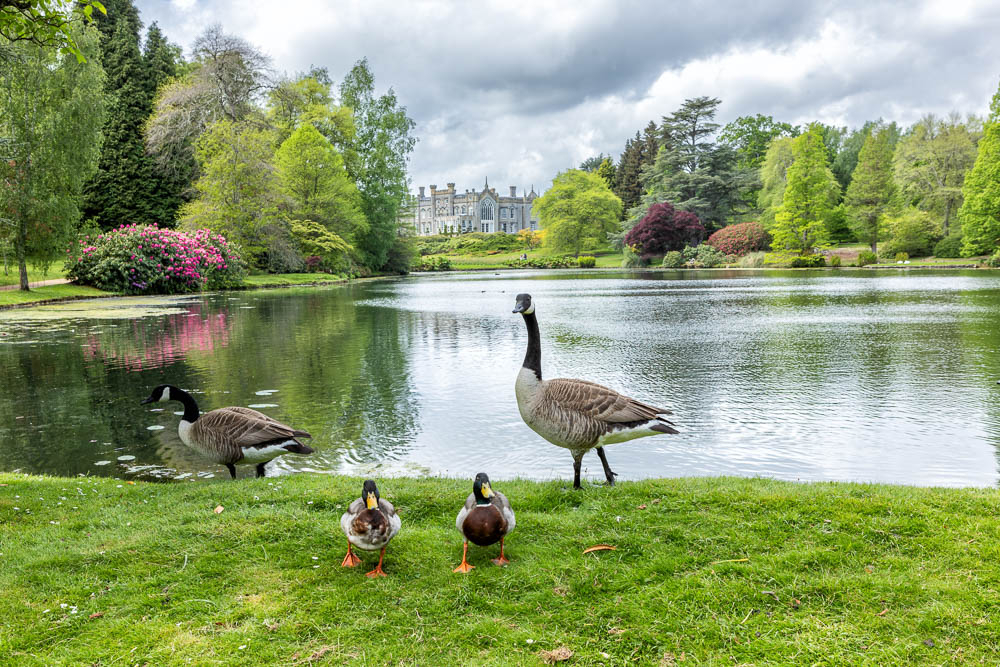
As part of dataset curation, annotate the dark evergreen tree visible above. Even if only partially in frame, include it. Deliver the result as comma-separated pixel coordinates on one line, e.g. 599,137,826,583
613,132,643,217
641,120,660,168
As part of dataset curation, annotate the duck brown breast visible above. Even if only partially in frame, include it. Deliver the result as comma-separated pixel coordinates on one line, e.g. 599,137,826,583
462,506,506,546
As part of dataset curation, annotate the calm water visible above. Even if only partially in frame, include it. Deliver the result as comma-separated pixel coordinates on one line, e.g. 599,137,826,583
2,269,1000,487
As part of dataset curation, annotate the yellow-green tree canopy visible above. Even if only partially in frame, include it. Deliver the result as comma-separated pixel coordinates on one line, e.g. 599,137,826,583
845,127,897,253
534,169,622,257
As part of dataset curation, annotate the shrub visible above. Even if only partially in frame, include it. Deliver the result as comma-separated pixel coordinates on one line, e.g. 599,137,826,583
679,244,726,268
705,221,771,256
661,251,684,268
290,219,350,273
856,250,878,266
988,250,1000,268
881,208,938,258
894,252,909,262
738,251,766,268
621,247,642,268
415,256,452,271
577,255,596,268
624,202,705,259
503,255,574,269
829,254,842,267
304,255,322,272
66,224,245,294
790,254,826,267
933,235,963,258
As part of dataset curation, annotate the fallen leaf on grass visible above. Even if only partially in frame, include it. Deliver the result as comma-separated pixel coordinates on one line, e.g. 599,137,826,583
761,590,780,602
214,505,224,514
710,558,749,565
608,627,625,635
88,612,103,619
539,646,573,663
878,608,889,616
637,504,647,510
583,544,616,554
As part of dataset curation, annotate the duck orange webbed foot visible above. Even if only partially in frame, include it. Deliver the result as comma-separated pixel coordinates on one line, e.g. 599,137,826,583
341,544,362,568
453,541,475,573
365,547,388,577
491,555,509,566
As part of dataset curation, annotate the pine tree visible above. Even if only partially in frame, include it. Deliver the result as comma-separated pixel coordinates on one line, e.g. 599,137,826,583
771,124,840,255
613,133,643,218
959,81,1000,256
845,127,897,253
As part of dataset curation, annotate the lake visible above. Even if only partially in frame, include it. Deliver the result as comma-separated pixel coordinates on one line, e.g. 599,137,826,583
2,269,1000,487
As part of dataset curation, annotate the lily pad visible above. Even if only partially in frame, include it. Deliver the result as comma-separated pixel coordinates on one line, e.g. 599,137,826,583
93,460,111,466
117,455,136,462
146,425,165,431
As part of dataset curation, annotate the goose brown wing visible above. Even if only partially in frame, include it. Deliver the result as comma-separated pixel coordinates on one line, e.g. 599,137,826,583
542,378,672,423
195,407,311,450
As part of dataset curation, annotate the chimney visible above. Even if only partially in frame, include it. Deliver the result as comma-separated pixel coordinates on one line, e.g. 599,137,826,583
509,186,516,197
419,186,425,198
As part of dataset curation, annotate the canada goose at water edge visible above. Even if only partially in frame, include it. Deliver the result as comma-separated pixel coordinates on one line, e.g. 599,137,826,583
512,293,678,489
140,384,313,479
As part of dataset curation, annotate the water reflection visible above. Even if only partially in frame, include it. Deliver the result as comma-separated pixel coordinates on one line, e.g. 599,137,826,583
2,270,1000,486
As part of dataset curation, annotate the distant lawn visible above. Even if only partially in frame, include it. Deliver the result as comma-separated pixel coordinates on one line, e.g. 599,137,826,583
432,247,623,270
241,273,348,287
0,284,110,308
0,264,66,287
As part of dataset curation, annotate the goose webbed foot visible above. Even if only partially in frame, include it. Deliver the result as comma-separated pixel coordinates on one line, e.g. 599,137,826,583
365,547,388,578
491,538,510,566
596,447,617,486
341,543,362,568
572,456,583,490
453,541,475,573
255,462,268,478
226,463,237,479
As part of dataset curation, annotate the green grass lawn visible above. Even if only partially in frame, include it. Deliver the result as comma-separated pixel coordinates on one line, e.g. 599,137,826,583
432,248,623,270
2,473,998,664
241,273,348,287
0,284,109,308
0,264,66,287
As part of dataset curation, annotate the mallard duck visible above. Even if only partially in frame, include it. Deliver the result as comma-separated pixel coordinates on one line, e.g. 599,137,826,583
340,479,401,577
512,293,678,489
454,472,515,573
140,384,313,478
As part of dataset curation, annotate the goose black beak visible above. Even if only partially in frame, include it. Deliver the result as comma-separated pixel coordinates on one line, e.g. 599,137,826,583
512,303,526,314
140,397,154,405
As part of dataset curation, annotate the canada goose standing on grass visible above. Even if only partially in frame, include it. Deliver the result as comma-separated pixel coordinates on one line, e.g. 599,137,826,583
454,472,515,573
340,480,401,577
512,293,678,489
140,384,313,479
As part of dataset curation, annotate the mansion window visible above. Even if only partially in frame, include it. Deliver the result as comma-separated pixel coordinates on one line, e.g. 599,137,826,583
480,199,495,222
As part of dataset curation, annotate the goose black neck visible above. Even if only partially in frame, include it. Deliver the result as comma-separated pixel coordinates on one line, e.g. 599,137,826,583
521,311,542,380
171,387,200,423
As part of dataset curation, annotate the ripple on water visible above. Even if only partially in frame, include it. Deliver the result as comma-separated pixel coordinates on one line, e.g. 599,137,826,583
146,425,165,431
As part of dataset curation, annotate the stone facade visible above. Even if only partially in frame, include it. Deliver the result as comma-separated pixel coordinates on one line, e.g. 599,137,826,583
407,180,540,236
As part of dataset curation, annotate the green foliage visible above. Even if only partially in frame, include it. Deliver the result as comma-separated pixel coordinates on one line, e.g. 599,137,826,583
503,255,575,269
179,120,285,268
289,219,351,273
0,26,106,290
267,68,355,153
719,114,799,170
824,203,854,243
596,158,616,189
339,58,417,271
415,255,452,271
758,137,796,228
894,252,909,262
790,254,826,267
275,123,367,246
770,125,840,256
661,250,684,268
0,0,106,61
576,255,596,268
415,232,529,256
534,169,622,256
829,254,842,267
621,246,641,267
579,153,609,172
959,82,1000,256
894,114,980,236
737,251,766,268
881,208,938,258
933,235,964,258
845,127,898,252
832,120,901,191
856,250,878,266
632,97,754,231
65,223,245,293
681,244,727,268
988,250,1000,267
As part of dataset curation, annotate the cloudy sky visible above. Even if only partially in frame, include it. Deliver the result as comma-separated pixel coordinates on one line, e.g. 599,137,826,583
135,0,999,194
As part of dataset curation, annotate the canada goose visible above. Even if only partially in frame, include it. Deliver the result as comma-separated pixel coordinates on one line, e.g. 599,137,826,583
340,479,401,577
139,384,313,479
454,472,515,573
512,293,678,489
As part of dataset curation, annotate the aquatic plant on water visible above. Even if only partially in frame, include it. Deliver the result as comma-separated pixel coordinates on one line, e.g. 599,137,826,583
66,224,246,295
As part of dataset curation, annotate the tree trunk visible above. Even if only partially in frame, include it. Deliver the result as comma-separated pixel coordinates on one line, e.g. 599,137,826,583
16,218,29,292
942,199,952,236
871,240,877,254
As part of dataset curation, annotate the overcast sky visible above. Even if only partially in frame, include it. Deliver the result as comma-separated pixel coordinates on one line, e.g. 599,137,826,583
135,0,1000,194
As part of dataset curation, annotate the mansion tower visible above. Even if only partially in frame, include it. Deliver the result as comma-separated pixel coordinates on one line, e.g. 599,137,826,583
408,180,540,236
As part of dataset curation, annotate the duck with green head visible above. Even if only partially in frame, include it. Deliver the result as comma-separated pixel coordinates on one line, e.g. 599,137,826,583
340,479,401,577
454,472,515,573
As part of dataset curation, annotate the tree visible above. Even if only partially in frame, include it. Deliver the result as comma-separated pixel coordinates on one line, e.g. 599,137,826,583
612,132,643,216
596,158,615,189
634,97,753,230
624,202,705,258
0,27,105,290
719,114,799,170
959,81,1000,256
339,58,416,271
289,218,350,271
1,0,105,61
534,169,622,257
178,120,285,268
894,114,980,235
831,120,901,192
267,68,355,151
770,124,840,256
845,127,897,253
274,123,366,244
758,136,795,228
579,154,609,172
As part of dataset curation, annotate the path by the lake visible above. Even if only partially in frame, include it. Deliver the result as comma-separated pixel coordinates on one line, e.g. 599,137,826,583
0,278,70,291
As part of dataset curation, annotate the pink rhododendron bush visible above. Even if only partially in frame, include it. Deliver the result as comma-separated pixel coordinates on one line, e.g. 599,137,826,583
705,221,771,256
66,224,246,294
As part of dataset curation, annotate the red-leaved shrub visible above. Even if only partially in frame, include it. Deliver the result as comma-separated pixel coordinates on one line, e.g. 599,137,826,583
624,202,705,258
705,221,771,256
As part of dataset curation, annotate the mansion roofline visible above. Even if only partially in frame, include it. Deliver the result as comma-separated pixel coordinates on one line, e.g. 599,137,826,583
405,179,541,236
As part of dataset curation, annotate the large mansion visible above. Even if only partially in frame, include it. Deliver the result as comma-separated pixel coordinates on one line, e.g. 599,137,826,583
407,181,540,236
